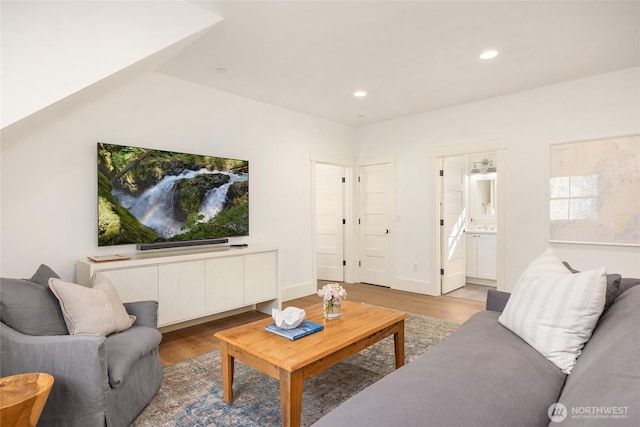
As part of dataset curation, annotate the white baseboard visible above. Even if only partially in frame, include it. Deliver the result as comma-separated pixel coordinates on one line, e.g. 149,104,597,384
465,277,497,287
281,281,316,302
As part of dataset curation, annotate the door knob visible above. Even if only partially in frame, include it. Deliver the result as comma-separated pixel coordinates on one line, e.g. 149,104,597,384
385,229,389,234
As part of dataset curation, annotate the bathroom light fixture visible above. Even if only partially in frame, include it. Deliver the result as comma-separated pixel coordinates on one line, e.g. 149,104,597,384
470,159,497,174
354,91,367,97
479,50,498,60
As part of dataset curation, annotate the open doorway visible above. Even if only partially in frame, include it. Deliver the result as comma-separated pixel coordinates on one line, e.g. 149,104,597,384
439,152,500,301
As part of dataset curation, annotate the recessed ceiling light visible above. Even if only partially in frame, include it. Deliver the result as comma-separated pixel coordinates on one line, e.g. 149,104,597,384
479,50,498,60
216,67,227,73
353,91,367,97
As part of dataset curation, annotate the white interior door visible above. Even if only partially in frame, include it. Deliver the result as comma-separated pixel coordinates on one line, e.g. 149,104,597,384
359,163,392,286
315,163,345,282
441,157,466,294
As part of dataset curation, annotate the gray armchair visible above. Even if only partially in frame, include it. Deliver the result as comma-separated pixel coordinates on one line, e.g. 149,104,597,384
0,265,163,427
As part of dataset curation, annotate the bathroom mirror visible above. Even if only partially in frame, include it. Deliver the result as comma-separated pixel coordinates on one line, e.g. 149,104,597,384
470,174,496,218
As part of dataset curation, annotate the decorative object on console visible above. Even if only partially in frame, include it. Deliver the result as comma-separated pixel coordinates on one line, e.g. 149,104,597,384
271,306,306,329
87,254,132,262
97,142,249,248
318,283,347,319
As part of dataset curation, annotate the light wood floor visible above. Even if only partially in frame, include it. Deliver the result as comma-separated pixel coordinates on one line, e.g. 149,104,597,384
158,282,485,367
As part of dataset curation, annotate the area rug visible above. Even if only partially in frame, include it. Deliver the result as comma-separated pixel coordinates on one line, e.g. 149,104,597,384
132,314,458,427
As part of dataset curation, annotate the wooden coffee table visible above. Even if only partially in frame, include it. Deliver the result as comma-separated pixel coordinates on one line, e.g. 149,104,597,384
215,300,408,427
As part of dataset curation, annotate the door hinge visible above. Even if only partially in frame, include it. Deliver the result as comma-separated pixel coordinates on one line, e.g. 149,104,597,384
358,176,361,183
359,261,362,267
358,218,361,225
342,177,346,183
440,268,445,276
342,218,346,225
439,219,444,226
439,170,444,177
343,260,346,266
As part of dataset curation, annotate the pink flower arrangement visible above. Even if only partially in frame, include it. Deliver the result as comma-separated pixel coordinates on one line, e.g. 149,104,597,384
317,283,347,301
318,284,347,317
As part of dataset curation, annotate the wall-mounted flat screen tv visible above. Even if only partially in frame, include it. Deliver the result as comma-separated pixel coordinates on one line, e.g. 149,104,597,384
97,143,248,247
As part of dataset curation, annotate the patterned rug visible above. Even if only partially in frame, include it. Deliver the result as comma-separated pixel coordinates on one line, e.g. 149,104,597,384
132,314,458,427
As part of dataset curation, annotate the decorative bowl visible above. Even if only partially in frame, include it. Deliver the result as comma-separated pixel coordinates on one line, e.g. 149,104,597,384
271,307,306,329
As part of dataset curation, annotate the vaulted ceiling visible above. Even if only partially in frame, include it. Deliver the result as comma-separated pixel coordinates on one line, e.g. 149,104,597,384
157,1,640,126
3,1,639,132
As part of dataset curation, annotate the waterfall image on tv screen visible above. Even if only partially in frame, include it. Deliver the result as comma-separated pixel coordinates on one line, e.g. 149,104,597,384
97,143,248,247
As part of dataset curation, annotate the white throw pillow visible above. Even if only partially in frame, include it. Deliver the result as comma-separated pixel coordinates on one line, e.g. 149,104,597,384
499,260,606,374
48,272,135,336
514,247,571,281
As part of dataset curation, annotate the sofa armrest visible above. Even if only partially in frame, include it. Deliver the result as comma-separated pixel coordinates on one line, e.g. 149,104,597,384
0,322,109,418
123,300,158,328
486,289,511,312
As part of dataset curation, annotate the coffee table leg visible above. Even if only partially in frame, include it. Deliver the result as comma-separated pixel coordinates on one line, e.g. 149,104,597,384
394,319,405,369
220,343,234,403
279,369,303,427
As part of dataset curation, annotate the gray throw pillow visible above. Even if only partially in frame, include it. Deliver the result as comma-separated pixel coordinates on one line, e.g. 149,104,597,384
0,265,68,335
29,263,60,285
1,278,69,335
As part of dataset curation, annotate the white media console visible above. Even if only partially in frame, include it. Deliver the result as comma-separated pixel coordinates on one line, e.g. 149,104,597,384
76,247,279,329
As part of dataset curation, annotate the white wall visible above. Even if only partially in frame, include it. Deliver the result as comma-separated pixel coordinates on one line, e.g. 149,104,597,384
0,72,357,296
1,59,637,298
357,67,640,292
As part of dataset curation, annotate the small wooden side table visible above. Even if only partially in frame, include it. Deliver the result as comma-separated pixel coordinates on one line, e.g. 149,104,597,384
0,373,54,427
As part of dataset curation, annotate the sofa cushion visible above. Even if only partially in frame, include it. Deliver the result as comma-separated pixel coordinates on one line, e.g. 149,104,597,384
313,311,566,427
0,265,68,335
499,267,606,374
105,325,162,388
556,285,640,426
48,272,135,336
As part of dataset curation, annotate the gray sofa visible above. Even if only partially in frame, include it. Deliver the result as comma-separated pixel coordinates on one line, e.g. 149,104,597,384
0,265,163,427
314,277,640,427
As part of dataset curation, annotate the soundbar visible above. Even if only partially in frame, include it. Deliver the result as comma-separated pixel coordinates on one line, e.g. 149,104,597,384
137,238,229,251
